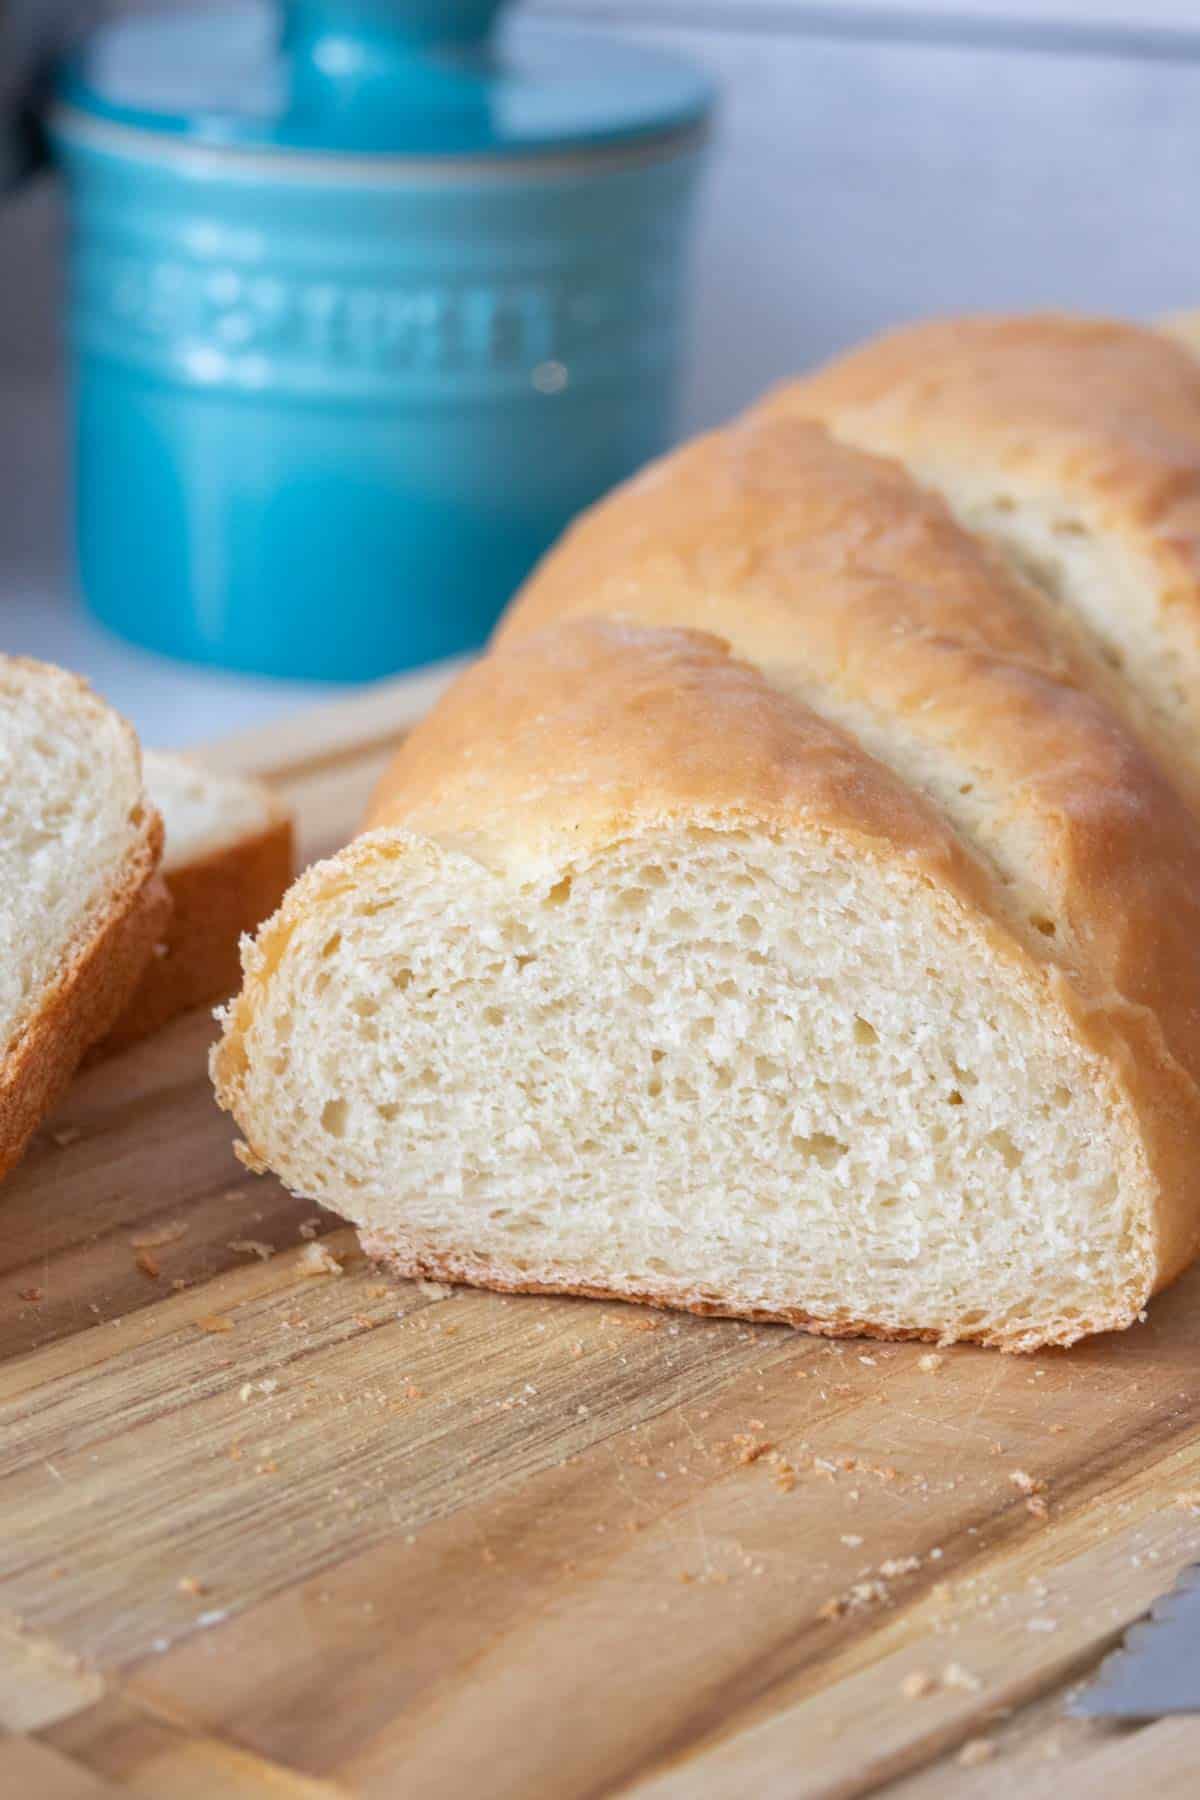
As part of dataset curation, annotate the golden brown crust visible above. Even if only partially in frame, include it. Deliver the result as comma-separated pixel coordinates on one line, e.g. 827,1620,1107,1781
365,616,993,910
753,313,1200,744
356,1228,1115,1354
0,814,169,1179
497,418,1200,1290
97,813,294,1056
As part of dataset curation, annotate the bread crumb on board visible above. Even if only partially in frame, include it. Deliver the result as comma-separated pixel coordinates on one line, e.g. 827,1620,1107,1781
817,1576,891,1622
942,1662,982,1692
732,1434,773,1466
239,1378,279,1403
958,1738,995,1767
418,1279,454,1299
1009,1469,1049,1512
918,1352,944,1373
900,1669,936,1699
131,1220,188,1249
299,1241,343,1278
229,1238,275,1262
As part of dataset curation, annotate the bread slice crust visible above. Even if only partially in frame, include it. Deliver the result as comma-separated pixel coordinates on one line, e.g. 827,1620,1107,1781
98,801,293,1056
0,659,168,1176
357,1228,953,1346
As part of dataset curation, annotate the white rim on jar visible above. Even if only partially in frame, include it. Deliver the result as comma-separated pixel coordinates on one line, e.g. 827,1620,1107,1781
50,104,710,184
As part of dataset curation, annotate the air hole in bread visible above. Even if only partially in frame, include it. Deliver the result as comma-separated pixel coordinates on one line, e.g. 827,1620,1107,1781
321,1097,348,1137
792,1131,848,1168
986,1128,1022,1170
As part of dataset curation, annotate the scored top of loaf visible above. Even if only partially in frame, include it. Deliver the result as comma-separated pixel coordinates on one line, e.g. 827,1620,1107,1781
754,314,1200,748
366,616,987,901
758,312,1200,543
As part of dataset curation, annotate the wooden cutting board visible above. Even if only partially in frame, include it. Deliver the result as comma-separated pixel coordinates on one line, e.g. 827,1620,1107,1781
2,665,1199,1800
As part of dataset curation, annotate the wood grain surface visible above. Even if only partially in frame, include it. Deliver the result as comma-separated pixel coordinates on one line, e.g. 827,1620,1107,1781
2,667,1198,1798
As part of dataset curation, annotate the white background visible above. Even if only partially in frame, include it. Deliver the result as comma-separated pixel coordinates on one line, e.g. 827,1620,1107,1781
5,0,1200,743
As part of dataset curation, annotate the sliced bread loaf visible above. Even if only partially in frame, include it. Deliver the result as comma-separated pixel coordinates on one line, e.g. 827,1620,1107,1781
98,752,294,1055
755,315,1200,783
213,620,1200,1350
0,656,167,1175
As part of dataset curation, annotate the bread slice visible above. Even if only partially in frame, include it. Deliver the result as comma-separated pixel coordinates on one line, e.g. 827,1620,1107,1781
98,752,294,1055
0,657,167,1177
213,621,1200,1351
754,315,1200,783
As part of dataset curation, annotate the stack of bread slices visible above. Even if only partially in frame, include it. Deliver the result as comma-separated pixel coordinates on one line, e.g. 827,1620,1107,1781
212,314,1200,1351
0,657,292,1179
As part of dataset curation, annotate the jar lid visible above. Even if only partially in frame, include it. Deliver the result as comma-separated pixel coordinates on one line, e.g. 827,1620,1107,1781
56,1,714,160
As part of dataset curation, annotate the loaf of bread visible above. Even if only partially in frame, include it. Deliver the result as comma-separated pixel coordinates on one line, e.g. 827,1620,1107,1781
213,394,1200,1347
98,752,293,1055
0,656,167,1176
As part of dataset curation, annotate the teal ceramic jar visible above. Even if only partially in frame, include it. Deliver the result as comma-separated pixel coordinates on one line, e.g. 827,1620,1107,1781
51,2,712,679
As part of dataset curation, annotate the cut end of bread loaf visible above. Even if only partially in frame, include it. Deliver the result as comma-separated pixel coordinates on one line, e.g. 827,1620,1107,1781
214,624,1162,1352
